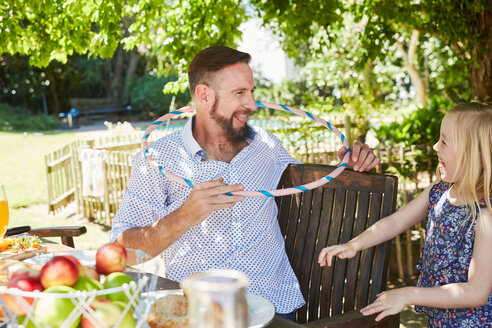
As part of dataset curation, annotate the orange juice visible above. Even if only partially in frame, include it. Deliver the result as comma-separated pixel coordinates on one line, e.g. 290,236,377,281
0,200,8,237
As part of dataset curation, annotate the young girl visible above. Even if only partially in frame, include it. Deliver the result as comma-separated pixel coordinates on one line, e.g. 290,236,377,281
318,102,492,327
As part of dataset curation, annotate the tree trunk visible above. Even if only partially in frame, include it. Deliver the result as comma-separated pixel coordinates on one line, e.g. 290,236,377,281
44,69,61,115
396,30,428,107
109,45,125,100
123,48,139,101
470,5,492,102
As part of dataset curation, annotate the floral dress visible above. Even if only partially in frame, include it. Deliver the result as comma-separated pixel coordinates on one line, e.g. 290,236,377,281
414,181,492,327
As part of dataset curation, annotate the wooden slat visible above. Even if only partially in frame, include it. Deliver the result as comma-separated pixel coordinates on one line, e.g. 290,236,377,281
329,188,346,316
303,188,323,322
46,153,72,173
319,188,335,319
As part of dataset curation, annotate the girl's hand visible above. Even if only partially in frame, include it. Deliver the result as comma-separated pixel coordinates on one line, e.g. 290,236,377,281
318,243,357,267
360,289,409,321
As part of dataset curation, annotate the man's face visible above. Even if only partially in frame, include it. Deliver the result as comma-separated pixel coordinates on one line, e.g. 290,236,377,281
208,63,257,143
210,95,251,143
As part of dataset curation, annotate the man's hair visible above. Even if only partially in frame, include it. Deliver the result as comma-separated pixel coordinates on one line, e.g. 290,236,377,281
188,46,251,97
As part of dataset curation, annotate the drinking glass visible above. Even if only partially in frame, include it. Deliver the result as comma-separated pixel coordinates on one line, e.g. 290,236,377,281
0,185,9,237
181,269,249,328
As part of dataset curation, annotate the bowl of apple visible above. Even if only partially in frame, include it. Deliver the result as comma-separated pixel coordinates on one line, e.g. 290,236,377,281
0,243,158,327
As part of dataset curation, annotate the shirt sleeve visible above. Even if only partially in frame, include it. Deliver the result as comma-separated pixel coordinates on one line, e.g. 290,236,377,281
109,151,170,242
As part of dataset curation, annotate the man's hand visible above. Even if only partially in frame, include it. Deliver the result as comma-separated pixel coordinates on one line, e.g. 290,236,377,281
178,178,245,228
338,141,380,172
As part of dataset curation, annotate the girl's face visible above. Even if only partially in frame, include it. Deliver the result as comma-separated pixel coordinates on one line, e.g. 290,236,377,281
433,115,458,183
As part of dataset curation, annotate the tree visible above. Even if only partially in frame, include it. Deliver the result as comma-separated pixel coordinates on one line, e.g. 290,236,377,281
252,0,491,101
1,0,489,103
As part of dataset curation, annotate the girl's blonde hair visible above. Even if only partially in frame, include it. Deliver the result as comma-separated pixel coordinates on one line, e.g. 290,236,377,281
444,102,492,219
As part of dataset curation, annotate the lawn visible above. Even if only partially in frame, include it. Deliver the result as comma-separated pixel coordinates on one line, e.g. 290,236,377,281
0,131,80,208
0,130,109,250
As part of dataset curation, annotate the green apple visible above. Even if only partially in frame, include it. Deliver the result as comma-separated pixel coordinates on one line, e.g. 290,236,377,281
114,300,137,328
103,272,135,303
81,298,136,328
33,285,80,328
73,276,104,292
81,298,121,328
15,315,36,328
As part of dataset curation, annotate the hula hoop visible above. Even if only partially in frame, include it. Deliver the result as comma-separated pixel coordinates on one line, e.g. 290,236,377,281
141,100,351,197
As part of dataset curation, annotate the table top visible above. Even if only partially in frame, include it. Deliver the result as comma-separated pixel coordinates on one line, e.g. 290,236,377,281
44,243,306,328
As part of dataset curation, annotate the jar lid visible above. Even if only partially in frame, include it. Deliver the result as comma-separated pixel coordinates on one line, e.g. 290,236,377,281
181,269,249,293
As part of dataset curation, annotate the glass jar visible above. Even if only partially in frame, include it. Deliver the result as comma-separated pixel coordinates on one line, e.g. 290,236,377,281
181,269,249,328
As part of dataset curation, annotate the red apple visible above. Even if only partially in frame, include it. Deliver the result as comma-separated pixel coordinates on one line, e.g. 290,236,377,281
10,267,40,281
40,256,80,288
95,243,127,275
2,276,44,315
82,265,100,281
62,254,84,273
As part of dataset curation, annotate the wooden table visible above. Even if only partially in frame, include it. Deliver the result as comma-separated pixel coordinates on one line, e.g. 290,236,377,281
42,243,306,327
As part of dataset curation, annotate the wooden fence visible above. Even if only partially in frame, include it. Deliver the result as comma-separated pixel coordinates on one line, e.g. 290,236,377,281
45,118,432,282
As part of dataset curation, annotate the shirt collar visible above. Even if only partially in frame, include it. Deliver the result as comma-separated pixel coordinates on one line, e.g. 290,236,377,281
182,116,257,160
182,116,206,159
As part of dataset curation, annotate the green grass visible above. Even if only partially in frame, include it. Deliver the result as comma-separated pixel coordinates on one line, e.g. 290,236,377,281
0,131,80,208
1,130,110,250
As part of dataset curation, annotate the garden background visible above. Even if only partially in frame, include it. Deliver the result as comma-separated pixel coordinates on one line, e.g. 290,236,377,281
1,1,491,327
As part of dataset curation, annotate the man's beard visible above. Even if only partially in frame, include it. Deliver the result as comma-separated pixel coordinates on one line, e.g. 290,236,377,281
210,97,251,144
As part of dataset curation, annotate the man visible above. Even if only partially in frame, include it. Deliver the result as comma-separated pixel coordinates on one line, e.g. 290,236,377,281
110,46,379,320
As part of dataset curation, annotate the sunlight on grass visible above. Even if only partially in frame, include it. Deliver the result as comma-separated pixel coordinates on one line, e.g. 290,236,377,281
0,131,80,208
1,130,111,251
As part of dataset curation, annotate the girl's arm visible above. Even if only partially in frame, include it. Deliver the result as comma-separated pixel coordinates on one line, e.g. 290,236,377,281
361,206,492,321
318,182,433,267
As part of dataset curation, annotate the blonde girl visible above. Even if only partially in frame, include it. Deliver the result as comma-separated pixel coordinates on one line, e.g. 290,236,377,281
318,103,492,327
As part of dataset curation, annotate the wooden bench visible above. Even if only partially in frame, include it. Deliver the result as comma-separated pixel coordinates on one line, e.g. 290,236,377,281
277,164,399,327
69,98,134,122
6,226,87,248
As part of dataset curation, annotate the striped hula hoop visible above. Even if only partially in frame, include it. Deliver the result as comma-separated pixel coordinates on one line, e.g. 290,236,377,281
141,100,351,197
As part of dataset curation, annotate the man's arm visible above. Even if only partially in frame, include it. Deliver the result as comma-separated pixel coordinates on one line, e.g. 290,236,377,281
116,178,244,260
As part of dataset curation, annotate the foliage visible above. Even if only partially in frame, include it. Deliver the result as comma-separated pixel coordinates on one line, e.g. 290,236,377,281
125,0,246,94
127,74,191,118
252,0,488,61
69,56,109,98
371,97,452,178
0,0,122,67
1,0,488,112
251,0,343,59
372,98,450,147
0,0,246,91
0,55,48,110
0,103,60,131
253,0,486,100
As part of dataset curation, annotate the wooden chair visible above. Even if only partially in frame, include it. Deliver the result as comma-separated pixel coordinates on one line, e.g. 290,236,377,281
276,164,400,327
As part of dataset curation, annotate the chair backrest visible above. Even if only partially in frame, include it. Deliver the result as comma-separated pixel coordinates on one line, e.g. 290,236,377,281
276,164,398,323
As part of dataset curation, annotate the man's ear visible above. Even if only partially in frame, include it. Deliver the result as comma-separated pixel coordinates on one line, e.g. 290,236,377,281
195,84,215,109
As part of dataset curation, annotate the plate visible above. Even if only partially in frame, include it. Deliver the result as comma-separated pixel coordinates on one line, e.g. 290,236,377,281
24,250,96,266
142,289,275,328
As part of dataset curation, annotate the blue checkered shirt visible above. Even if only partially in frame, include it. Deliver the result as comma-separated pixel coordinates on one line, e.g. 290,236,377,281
110,118,305,313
